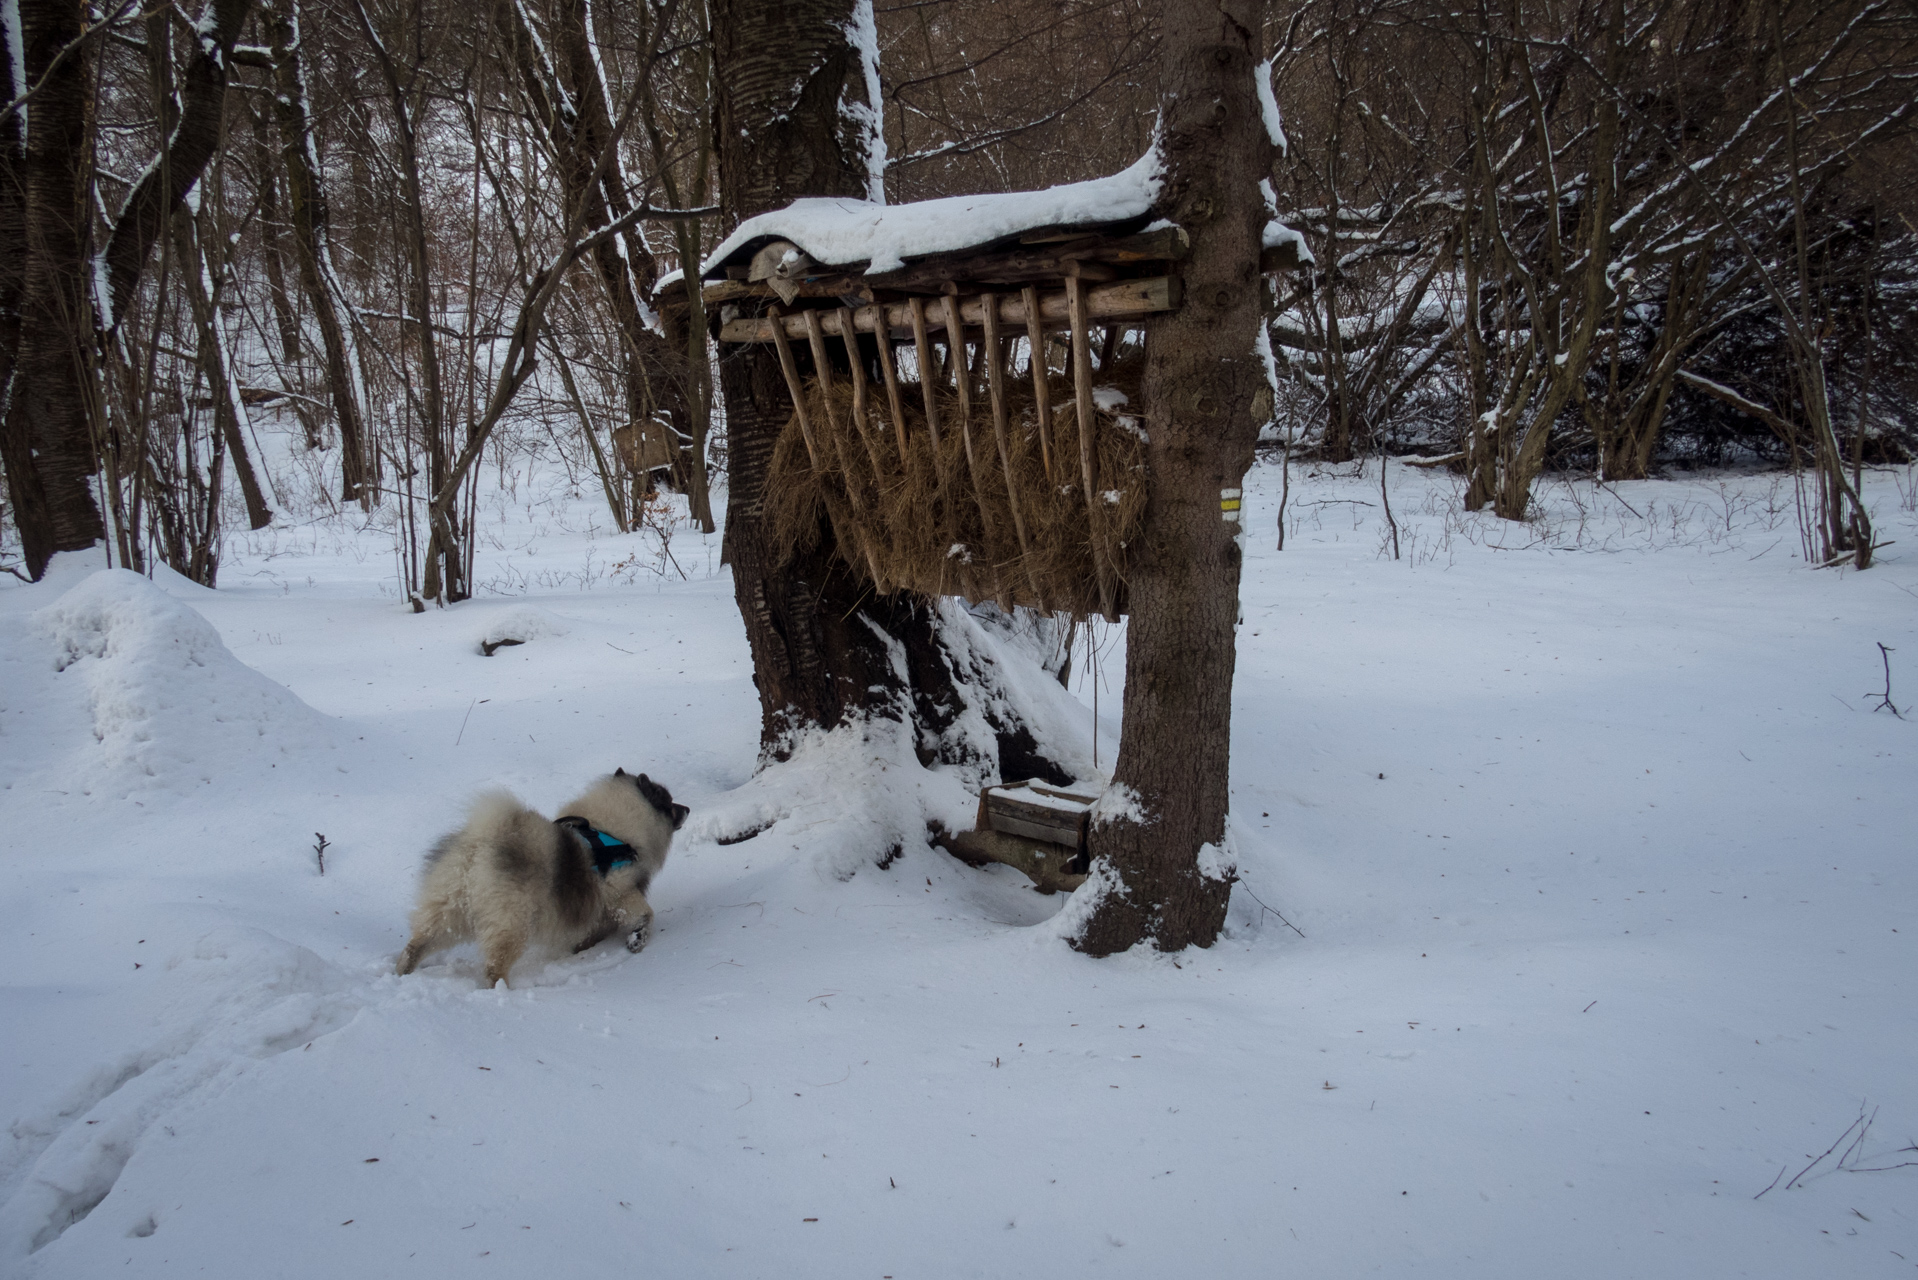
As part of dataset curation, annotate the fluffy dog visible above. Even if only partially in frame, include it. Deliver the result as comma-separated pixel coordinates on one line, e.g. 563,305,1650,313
396,769,689,988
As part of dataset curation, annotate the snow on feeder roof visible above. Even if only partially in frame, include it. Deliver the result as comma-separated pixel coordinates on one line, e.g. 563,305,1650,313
696,150,1167,280
654,150,1305,303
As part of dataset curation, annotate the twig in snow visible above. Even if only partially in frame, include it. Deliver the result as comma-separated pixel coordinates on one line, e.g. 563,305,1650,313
1754,1163,1788,1199
1844,1144,1918,1173
1786,1107,1873,1191
1596,479,1642,519
456,697,478,746
313,833,329,876
1233,875,1305,938
1867,644,1903,718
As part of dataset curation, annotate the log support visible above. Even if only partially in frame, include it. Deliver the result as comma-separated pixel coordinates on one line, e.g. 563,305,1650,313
1022,284,1055,482
768,305,819,469
1069,276,1116,620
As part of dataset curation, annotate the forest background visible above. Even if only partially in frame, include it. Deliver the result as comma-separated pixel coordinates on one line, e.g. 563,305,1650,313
0,0,1912,588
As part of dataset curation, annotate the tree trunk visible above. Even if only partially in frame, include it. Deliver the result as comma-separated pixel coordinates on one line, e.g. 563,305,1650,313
172,208,272,531
716,0,903,744
0,7,25,414
262,0,370,501
712,0,1068,782
498,0,689,483
1069,0,1273,956
97,0,252,333
3,0,101,579
348,0,458,599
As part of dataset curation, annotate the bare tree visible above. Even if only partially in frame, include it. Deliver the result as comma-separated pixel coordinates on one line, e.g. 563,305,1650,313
1071,0,1275,955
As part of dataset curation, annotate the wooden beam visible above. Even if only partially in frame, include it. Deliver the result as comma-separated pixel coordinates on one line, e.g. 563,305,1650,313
767,306,819,469
717,277,1178,344
983,291,1044,611
837,305,871,441
946,294,972,430
1068,277,1116,621
665,227,1198,308
837,304,891,489
802,308,836,420
872,312,910,461
1022,284,1054,483
908,297,944,457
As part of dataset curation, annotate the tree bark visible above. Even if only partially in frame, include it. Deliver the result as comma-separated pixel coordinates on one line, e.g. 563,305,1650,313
3,0,101,579
97,0,252,333
0,7,25,413
262,0,370,501
172,208,272,532
497,0,689,479
348,0,457,599
1070,0,1273,956
712,0,1068,783
715,0,907,746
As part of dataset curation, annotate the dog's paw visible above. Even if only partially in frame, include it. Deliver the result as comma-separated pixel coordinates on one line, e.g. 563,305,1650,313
624,923,649,953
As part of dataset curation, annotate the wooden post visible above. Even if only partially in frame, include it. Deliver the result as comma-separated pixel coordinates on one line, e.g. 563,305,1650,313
837,306,869,431
945,293,1007,609
768,305,820,469
945,294,972,427
1068,275,1116,620
803,308,836,421
837,305,886,477
984,292,1045,610
908,297,944,457
804,309,889,586
1022,284,1054,482
1099,323,1120,371
871,310,911,462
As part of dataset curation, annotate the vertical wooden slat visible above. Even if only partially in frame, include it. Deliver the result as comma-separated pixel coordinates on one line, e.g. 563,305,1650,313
1068,276,1116,619
837,306,869,432
908,296,943,456
984,292,1045,611
945,293,972,427
803,308,836,420
948,293,1008,609
802,310,888,587
871,309,911,461
1022,284,1054,483
768,305,819,469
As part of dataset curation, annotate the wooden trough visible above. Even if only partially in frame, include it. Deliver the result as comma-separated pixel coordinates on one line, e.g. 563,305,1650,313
938,779,1099,894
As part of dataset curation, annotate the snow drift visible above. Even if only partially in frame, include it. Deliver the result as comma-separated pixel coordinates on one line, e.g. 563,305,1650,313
26,569,345,798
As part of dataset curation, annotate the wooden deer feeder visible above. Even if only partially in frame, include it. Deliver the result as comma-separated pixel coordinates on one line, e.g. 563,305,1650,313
657,158,1304,887
657,155,1305,622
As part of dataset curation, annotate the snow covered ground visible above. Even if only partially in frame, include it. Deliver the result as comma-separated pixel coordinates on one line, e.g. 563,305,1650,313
2,457,1915,1278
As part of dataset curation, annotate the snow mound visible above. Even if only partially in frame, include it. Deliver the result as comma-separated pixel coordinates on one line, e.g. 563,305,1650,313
687,716,978,882
31,570,344,797
473,604,571,653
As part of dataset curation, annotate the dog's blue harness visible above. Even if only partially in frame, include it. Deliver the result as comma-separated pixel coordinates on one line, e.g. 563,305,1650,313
555,816,636,877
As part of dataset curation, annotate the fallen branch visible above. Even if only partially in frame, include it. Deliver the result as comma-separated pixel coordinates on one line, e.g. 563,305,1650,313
1401,451,1465,469
1232,874,1305,938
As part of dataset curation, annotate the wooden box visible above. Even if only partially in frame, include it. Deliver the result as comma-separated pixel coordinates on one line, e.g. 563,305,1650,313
940,779,1098,893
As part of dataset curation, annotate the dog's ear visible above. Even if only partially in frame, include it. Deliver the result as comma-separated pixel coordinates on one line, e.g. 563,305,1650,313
615,767,627,777
638,772,652,786
671,803,690,831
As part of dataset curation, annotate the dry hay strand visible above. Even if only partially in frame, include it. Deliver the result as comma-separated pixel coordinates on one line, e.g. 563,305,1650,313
765,365,1147,616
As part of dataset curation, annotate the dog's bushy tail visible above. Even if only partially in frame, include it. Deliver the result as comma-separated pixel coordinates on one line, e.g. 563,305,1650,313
463,788,532,841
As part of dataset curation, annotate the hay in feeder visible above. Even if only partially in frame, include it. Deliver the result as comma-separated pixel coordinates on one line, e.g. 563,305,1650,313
764,363,1148,617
